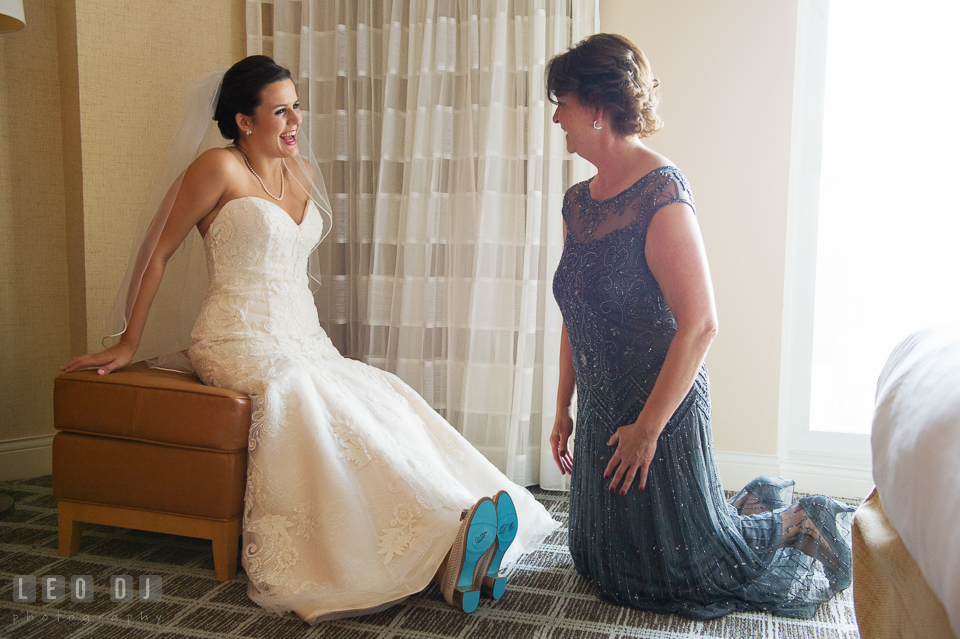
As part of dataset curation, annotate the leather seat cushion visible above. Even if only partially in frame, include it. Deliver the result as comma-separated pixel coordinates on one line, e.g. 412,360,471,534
54,362,250,452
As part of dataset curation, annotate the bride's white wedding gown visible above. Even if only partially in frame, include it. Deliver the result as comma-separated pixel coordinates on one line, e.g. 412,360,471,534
188,197,558,622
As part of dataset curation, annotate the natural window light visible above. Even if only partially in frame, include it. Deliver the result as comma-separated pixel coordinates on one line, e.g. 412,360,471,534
809,1,960,434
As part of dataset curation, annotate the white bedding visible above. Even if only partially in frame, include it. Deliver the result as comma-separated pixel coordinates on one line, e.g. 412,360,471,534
872,325,960,636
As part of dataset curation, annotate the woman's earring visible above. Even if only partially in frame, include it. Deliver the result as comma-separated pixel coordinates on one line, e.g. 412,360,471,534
246,129,253,135
593,120,602,130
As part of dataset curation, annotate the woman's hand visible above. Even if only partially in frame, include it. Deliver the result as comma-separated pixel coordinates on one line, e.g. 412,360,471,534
605,420,661,494
60,342,136,376
550,411,575,475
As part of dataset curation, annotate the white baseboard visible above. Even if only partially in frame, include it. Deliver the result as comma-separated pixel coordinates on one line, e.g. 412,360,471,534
715,450,872,500
0,435,54,481
714,451,781,492
779,459,873,501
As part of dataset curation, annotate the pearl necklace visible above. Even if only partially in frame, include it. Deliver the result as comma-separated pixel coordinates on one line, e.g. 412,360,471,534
238,148,284,201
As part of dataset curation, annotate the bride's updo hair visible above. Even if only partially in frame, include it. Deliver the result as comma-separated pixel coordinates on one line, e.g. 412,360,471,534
214,55,293,142
547,33,663,138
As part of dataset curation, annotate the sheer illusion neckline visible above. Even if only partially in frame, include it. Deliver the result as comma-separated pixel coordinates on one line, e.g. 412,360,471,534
569,165,684,243
207,196,314,237
585,165,679,204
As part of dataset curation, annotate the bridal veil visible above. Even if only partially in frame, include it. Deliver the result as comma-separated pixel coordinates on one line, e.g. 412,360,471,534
102,66,333,371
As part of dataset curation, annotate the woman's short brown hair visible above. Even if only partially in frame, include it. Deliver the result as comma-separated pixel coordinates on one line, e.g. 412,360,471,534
546,33,663,138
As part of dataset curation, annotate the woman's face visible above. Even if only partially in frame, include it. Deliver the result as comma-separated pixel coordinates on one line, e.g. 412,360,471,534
246,79,303,157
552,93,597,156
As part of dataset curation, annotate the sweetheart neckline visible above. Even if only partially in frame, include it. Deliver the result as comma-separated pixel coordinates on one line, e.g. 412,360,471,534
225,196,312,226
205,196,315,237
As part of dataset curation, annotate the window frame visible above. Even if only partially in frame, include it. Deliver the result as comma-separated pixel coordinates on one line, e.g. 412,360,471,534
778,0,873,498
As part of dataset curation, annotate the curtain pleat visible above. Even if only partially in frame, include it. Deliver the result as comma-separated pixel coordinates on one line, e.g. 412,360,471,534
246,0,596,489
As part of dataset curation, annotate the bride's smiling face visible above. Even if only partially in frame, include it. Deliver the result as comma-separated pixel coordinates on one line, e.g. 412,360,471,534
241,79,302,157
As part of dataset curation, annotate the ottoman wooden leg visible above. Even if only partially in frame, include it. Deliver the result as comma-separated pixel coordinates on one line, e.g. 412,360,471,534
212,518,242,581
57,502,83,556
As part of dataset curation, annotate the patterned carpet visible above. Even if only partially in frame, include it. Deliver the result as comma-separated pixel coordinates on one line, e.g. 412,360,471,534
0,476,860,639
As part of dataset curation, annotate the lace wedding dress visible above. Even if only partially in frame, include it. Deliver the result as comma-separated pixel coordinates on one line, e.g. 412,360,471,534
188,196,558,622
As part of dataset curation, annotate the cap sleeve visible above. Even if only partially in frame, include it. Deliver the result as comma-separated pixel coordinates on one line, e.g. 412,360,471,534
644,167,696,218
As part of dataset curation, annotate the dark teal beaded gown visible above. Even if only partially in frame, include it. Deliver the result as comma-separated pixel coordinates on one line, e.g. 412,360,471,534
552,166,855,620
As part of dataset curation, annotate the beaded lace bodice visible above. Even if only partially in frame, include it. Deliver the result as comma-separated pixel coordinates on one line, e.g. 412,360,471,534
552,166,696,420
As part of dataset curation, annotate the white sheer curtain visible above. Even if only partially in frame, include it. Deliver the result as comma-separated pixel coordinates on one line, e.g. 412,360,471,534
246,0,596,489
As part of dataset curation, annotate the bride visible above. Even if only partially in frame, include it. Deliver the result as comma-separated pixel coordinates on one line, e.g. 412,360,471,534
61,55,557,623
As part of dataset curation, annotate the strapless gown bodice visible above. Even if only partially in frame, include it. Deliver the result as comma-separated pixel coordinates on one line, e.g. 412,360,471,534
203,196,321,292
190,197,337,394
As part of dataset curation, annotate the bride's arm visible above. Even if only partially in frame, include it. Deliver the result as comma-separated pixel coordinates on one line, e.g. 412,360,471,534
61,150,234,374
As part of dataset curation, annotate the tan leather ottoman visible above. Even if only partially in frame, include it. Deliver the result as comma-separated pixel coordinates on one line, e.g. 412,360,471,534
53,361,251,580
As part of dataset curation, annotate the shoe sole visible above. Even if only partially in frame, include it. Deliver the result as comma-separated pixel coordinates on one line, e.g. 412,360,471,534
447,499,497,612
481,491,518,600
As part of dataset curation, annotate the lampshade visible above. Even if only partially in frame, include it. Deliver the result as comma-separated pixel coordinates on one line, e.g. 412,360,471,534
0,0,25,33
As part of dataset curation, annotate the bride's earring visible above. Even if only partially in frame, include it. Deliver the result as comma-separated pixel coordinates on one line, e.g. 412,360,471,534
246,129,253,135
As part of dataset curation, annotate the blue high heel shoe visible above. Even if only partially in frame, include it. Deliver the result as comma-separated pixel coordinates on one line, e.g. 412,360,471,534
440,498,497,613
480,490,519,600
801,494,856,591
731,476,796,513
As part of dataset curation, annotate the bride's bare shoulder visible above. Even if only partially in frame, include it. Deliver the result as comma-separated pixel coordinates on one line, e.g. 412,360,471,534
189,147,244,180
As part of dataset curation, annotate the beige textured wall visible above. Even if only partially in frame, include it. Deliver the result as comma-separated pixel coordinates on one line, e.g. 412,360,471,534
599,1,799,455
0,0,71,442
0,0,244,447
74,0,246,350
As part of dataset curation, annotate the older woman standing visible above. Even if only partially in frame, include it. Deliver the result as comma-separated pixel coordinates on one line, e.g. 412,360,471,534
548,34,854,620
